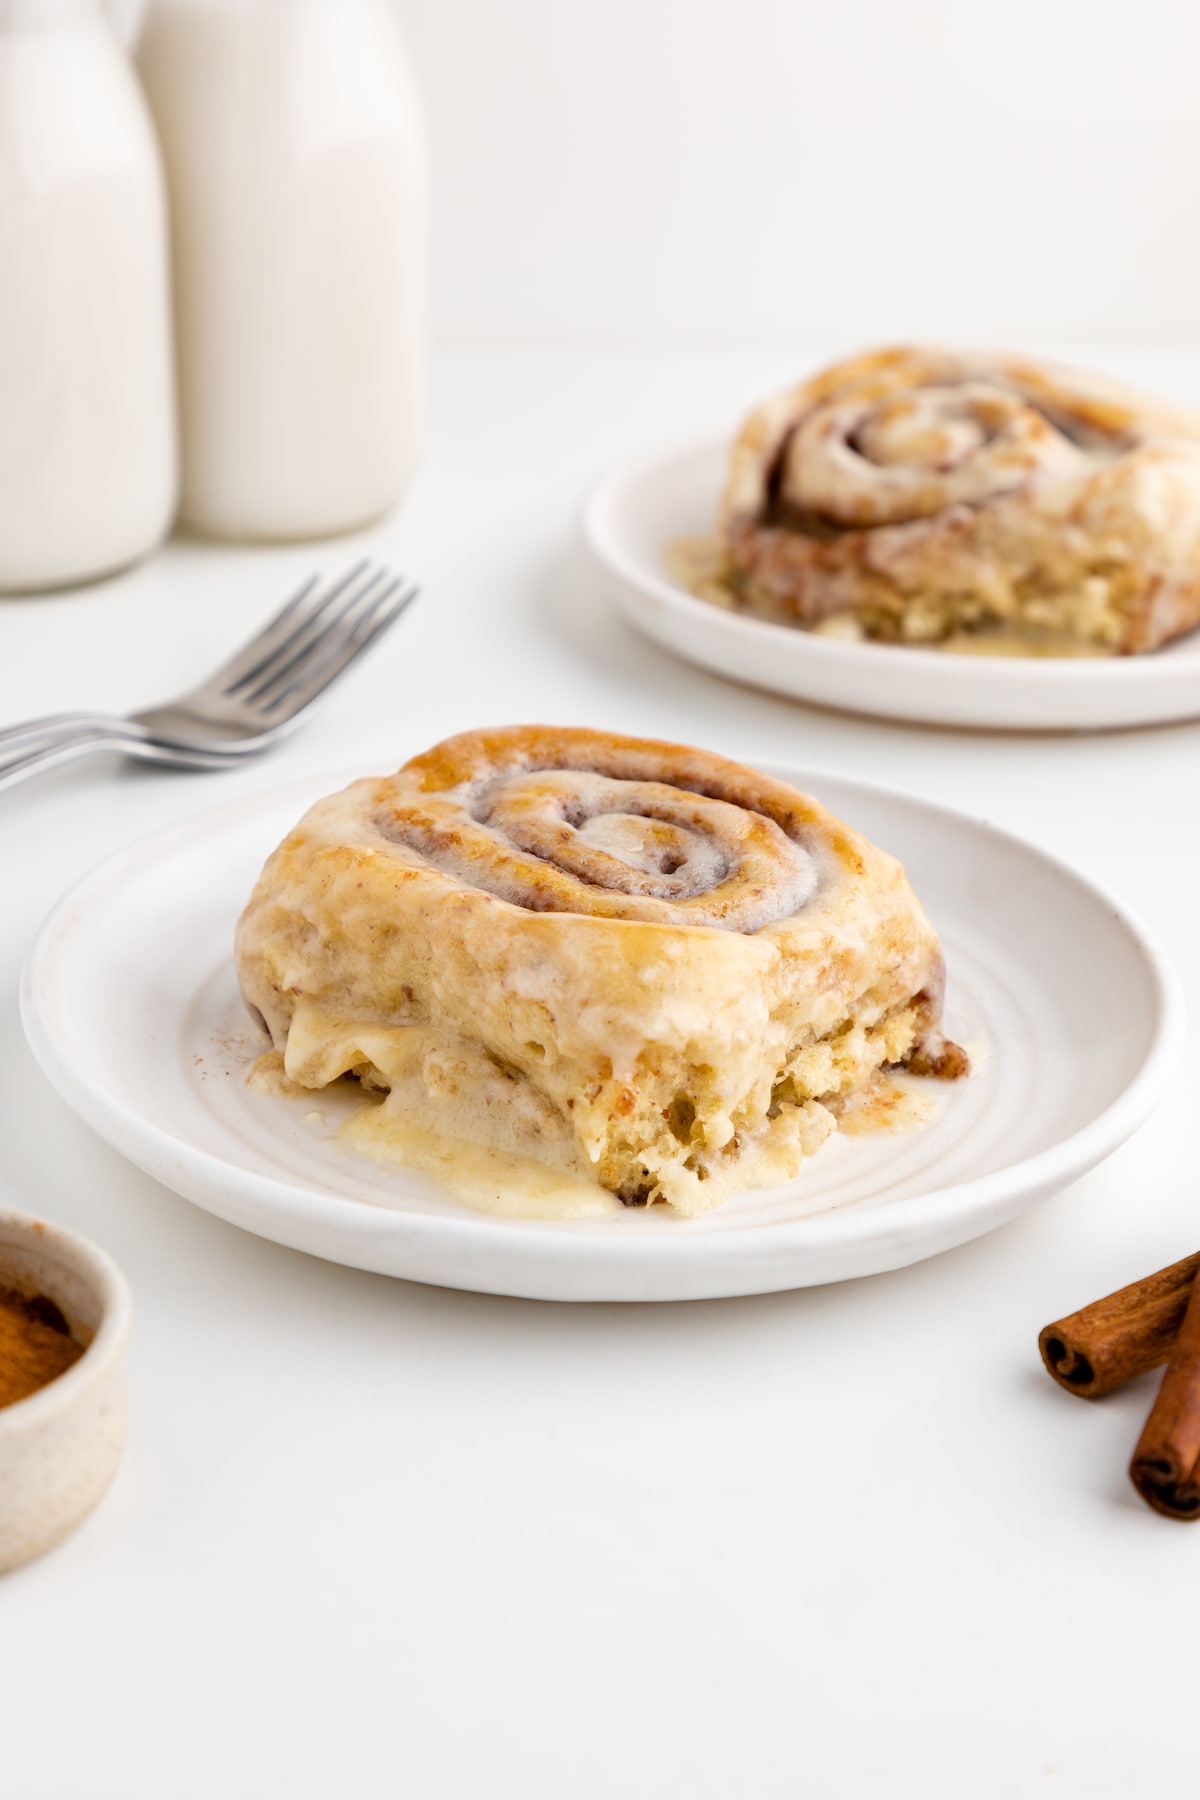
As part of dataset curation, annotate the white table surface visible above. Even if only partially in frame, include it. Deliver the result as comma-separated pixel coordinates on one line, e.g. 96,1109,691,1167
3,346,1200,1799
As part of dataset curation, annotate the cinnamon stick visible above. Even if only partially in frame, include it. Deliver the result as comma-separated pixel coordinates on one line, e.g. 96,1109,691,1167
1130,1262,1200,1520
1038,1252,1200,1400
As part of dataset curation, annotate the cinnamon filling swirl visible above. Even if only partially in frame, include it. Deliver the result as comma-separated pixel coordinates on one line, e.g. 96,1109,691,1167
377,769,817,931
772,381,1101,532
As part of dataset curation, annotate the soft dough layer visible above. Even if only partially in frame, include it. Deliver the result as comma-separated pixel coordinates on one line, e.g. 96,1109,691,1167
236,726,967,1215
720,346,1200,654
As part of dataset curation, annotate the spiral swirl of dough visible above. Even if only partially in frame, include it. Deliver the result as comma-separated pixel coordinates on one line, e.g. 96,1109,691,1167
373,726,840,932
723,346,1176,539
780,380,1092,527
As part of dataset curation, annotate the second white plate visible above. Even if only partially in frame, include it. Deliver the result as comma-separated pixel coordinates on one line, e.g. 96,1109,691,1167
581,435,1200,731
19,767,1184,1302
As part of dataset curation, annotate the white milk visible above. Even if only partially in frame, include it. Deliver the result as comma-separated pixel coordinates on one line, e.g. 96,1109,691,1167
137,0,428,542
0,0,177,592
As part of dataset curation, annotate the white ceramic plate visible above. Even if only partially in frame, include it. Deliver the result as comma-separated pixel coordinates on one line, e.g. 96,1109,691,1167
21,769,1183,1303
581,435,1200,731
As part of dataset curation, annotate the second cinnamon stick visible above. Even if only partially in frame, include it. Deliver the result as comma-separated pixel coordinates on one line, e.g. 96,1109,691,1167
1038,1252,1200,1400
1130,1262,1200,1520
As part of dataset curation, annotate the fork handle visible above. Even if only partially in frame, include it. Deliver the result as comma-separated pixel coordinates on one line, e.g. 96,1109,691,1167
0,731,135,794
0,729,238,795
0,711,137,755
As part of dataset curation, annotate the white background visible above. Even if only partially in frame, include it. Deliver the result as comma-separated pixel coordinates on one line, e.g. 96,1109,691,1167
397,0,1200,344
6,6,1200,1799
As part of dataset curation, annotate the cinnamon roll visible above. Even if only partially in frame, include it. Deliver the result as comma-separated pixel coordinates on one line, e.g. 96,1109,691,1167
718,346,1200,654
236,727,967,1217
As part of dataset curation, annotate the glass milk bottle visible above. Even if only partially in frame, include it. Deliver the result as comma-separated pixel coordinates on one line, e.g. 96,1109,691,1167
137,0,428,542
0,0,177,592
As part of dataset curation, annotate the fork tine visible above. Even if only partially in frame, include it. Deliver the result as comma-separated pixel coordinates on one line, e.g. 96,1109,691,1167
220,560,378,698
256,581,418,717
191,569,325,696
238,565,394,706
253,576,414,714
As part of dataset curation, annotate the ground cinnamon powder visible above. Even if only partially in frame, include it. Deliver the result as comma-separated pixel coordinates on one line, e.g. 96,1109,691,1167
0,1283,83,1409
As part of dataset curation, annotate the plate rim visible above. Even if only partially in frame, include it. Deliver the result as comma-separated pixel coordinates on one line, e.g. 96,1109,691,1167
17,764,1188,1290
579,430,1200,697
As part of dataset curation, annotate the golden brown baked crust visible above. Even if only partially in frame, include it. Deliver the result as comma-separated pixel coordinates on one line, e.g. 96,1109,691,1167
236,726,965,1215
721,346,1200,654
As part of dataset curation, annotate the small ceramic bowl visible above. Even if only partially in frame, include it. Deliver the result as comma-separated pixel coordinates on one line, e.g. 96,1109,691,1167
0,1206,131,1575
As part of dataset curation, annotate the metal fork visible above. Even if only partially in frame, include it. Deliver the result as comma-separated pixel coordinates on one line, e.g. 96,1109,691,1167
0,560,418,794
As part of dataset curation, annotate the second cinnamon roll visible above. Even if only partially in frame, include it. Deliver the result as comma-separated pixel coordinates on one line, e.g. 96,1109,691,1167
716,346,1200,655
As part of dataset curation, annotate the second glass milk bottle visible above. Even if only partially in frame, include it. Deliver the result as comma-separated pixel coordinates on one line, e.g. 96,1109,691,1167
137,0,428,542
